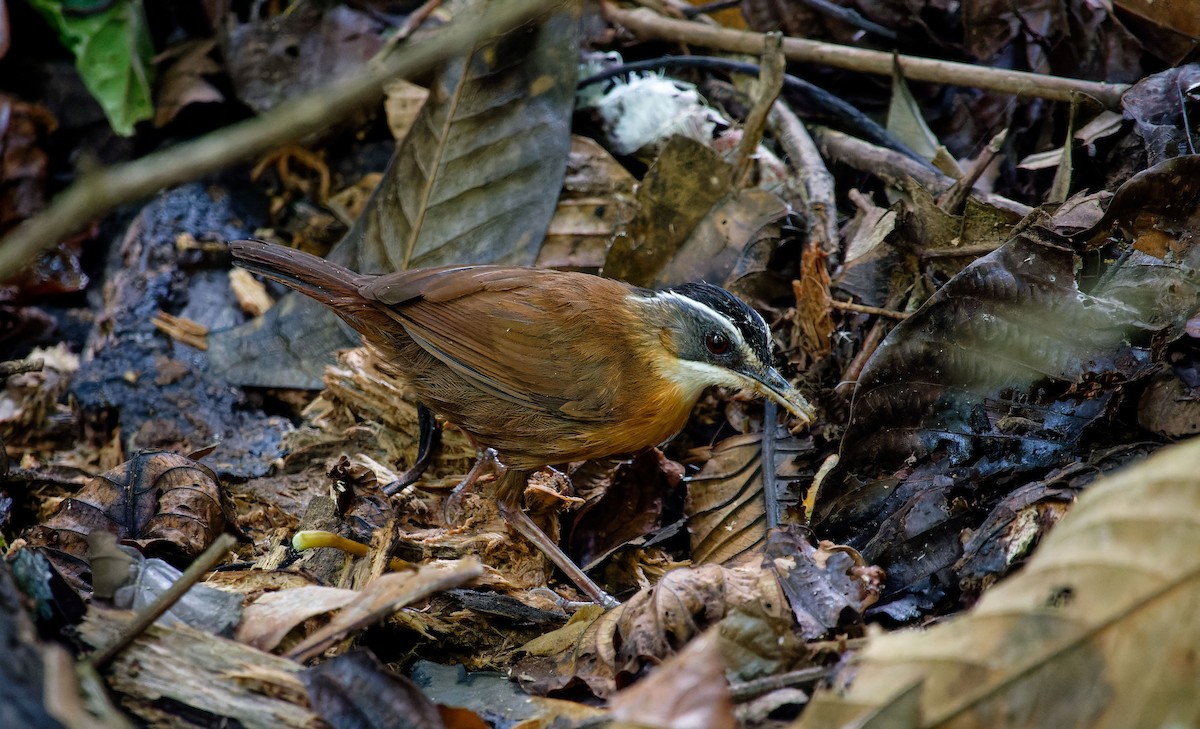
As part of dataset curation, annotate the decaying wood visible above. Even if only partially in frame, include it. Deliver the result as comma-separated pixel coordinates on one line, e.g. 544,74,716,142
80,608,325,729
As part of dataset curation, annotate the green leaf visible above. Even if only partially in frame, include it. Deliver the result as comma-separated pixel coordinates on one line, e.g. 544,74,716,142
26,0,155,136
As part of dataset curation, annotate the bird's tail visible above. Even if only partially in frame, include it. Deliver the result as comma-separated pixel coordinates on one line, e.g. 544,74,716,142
229,239,394,339
230,239,365,300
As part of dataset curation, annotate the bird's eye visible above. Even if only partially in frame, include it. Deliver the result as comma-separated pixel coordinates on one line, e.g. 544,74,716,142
705,331,731,355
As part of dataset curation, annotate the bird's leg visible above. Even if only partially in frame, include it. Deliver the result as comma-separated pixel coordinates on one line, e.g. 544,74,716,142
443,447,503,523
495,469,619,608
383,404,441,496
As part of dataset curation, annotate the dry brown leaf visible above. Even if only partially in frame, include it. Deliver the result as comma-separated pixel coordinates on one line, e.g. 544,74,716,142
236,584,359,651
537,136,637,271
1113,0,1199,40
799,437,1200,729
154,38,224,127
604,133,788,289
302,649,447,729
792,245,833,359
686,431,812,566
603,136,732,286
608,629,735,729
286,557,484,662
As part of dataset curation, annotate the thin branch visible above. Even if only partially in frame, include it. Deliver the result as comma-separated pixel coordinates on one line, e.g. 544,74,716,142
768,100,838,255
918,242,1004,259
812,127,1033,218
0,0,562,281
0,358,45,378
937,127,1008,214
732,33,786,188
605,5,1128,110
830,298,911,319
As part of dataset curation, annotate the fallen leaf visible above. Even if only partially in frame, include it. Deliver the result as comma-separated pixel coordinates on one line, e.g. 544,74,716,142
236,584,359,651
608,629,735,729
302,649,447,729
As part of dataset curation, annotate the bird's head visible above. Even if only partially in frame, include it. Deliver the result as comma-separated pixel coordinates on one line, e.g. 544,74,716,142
638,282,814,425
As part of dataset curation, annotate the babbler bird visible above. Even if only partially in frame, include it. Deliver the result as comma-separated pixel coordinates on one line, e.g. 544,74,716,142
231,240,812,606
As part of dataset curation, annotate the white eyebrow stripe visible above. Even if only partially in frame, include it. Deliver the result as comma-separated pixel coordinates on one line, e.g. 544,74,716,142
654,291,747,349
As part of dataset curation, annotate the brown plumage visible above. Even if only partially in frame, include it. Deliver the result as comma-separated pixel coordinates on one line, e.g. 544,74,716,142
231,239,811,605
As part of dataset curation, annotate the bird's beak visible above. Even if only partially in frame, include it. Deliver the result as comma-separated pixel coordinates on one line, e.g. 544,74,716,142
751,368,815,425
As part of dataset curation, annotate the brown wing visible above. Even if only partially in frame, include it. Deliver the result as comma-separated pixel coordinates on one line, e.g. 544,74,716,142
360,266,637,420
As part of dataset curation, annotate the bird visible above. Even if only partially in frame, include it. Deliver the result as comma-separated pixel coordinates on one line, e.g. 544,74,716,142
230,239,813,606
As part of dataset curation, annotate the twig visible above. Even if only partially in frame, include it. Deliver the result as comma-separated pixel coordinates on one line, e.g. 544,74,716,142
0,0,562,281
768,100,838,256
798,0,896,40
830,298,910,320
729,666,833,700
732,33,786,188
918,242,1004,259
812,127,1033,218
89,533,237,671
937,128,1007,214
0,358,44,378
605,5,1127,109
834,289,906,398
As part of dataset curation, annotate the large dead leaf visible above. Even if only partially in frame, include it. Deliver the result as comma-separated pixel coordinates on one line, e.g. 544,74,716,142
603,135,788,289
536,135,638,271
799,436,1200,729
1120,65,1200,166
568,449,683,571
686,431,815,566
302,649,448,729
210,3,580,388
515,526,876,699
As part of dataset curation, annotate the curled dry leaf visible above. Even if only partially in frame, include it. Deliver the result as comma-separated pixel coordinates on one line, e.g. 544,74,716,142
514,562,807,698
800,437,1200,729
792,245,834,359
766,529,883,640
568,448,683,571
22,452,237,592
154,38,224,127
1121,65,1200,165
235,584,359,652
